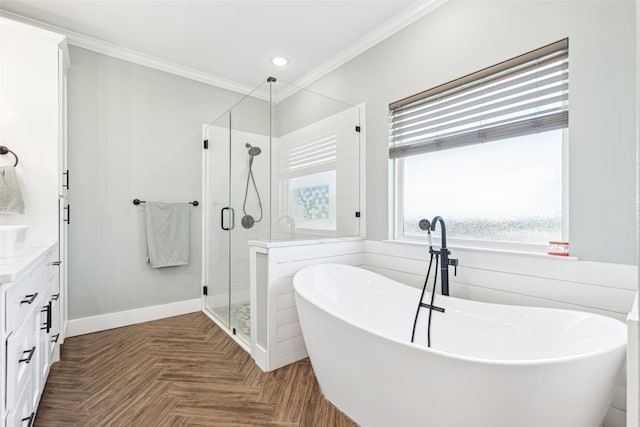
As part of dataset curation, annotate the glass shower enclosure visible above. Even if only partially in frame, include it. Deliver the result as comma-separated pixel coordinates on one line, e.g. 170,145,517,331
202,78,361,346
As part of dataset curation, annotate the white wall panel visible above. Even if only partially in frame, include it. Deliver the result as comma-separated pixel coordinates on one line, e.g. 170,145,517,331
249,238,364,371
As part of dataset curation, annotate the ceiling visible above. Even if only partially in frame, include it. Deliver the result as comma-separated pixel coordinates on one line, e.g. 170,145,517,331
0,0,442,94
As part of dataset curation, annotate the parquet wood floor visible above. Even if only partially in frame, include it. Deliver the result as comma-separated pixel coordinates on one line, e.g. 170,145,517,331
34,312,356,427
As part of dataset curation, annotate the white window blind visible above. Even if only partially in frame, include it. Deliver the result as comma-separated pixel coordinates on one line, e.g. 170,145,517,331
389,39,568,159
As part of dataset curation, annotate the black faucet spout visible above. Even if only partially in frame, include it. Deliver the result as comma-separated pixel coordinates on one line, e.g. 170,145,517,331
430,216,446,248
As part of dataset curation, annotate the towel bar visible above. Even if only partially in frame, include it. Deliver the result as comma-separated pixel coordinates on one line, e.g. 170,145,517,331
133,199,199,206
0,146,19,167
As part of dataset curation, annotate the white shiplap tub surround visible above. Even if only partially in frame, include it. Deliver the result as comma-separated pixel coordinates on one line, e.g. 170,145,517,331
365,240,636,427
249,238,637,426
248,237,365,371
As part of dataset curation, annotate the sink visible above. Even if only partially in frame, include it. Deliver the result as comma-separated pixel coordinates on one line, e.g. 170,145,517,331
0,225,29,257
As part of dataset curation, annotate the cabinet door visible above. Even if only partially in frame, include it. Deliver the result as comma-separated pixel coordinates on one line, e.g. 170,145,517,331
46,273,60,361
58,46,69,345
57,200,67,346
50,296,61,357
37,291,51,391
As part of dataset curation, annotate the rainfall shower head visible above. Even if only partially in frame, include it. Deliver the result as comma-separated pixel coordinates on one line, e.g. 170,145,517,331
245,143,262,156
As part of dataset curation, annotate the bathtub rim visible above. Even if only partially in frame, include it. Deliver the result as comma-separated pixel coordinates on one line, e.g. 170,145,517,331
293,263,627,367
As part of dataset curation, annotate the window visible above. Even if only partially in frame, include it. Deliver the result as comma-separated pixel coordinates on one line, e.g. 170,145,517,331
284,136,338,231
275,107,360,236
390,39,568,247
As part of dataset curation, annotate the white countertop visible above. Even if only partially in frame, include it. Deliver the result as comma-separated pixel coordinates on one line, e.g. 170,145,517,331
248,236,363,249
0,241,56,283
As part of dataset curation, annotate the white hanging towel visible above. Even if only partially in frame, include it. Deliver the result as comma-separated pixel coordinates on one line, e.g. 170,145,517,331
145,201,190,268
0,166,25,214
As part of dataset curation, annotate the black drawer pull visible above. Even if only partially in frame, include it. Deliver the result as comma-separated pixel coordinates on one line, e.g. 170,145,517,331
51,293,60,301
52,333,60,343
52,260,62,266
20,293,38,305
19,346,36,364
47,301,52,333
63,169,69,189
21,412,35,426
41,302,52,333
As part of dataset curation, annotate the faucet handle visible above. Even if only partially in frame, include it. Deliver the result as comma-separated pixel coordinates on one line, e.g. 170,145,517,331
449,258,459,276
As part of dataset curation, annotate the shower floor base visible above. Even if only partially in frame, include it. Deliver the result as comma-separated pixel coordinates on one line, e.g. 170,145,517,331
212,302,251,343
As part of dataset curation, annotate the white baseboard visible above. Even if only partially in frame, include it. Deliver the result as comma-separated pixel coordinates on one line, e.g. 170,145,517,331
252,343,268,372
65,298,201,337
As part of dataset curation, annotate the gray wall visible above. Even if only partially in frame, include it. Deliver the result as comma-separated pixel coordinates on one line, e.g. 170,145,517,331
67,46,266,319
67,0,637,320
302,0,637,264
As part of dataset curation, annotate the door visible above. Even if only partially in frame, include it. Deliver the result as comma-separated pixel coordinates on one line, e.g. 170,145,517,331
202,98,271,346
203,115,233,332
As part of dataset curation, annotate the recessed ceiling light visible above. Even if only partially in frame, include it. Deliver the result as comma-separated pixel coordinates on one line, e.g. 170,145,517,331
272,57,288,67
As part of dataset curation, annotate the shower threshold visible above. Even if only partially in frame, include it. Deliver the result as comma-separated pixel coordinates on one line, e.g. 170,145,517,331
211,302,251,344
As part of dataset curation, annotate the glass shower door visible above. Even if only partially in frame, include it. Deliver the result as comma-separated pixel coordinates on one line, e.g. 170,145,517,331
203,82,271,346
204,113,232,331
226,92,271,345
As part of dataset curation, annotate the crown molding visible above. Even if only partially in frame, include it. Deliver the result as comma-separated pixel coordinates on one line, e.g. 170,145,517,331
0,9,258,97
70,34,260,97
291,0,448,90
0,1,447,102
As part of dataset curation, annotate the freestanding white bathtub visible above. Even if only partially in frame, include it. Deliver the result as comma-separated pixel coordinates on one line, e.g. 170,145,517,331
293,263,627,427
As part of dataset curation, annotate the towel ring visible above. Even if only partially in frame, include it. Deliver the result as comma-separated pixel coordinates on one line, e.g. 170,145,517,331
0,145,18,168
0,146,18,167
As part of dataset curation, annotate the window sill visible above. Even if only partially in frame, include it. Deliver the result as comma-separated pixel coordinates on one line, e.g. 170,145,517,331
383,239,578,261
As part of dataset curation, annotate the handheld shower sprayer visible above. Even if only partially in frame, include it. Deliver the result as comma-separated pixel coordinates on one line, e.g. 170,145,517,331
241,142,263,229
418,218,432,248
245,143,262,157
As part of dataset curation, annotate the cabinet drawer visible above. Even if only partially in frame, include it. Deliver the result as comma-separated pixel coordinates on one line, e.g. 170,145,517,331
6,376,35,427
6,308,39,413
5,259,50,333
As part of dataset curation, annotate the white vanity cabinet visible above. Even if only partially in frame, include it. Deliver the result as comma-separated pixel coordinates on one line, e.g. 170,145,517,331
2,243,59,427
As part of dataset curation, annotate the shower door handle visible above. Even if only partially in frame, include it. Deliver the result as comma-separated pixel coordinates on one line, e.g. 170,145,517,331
221,207,235,231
